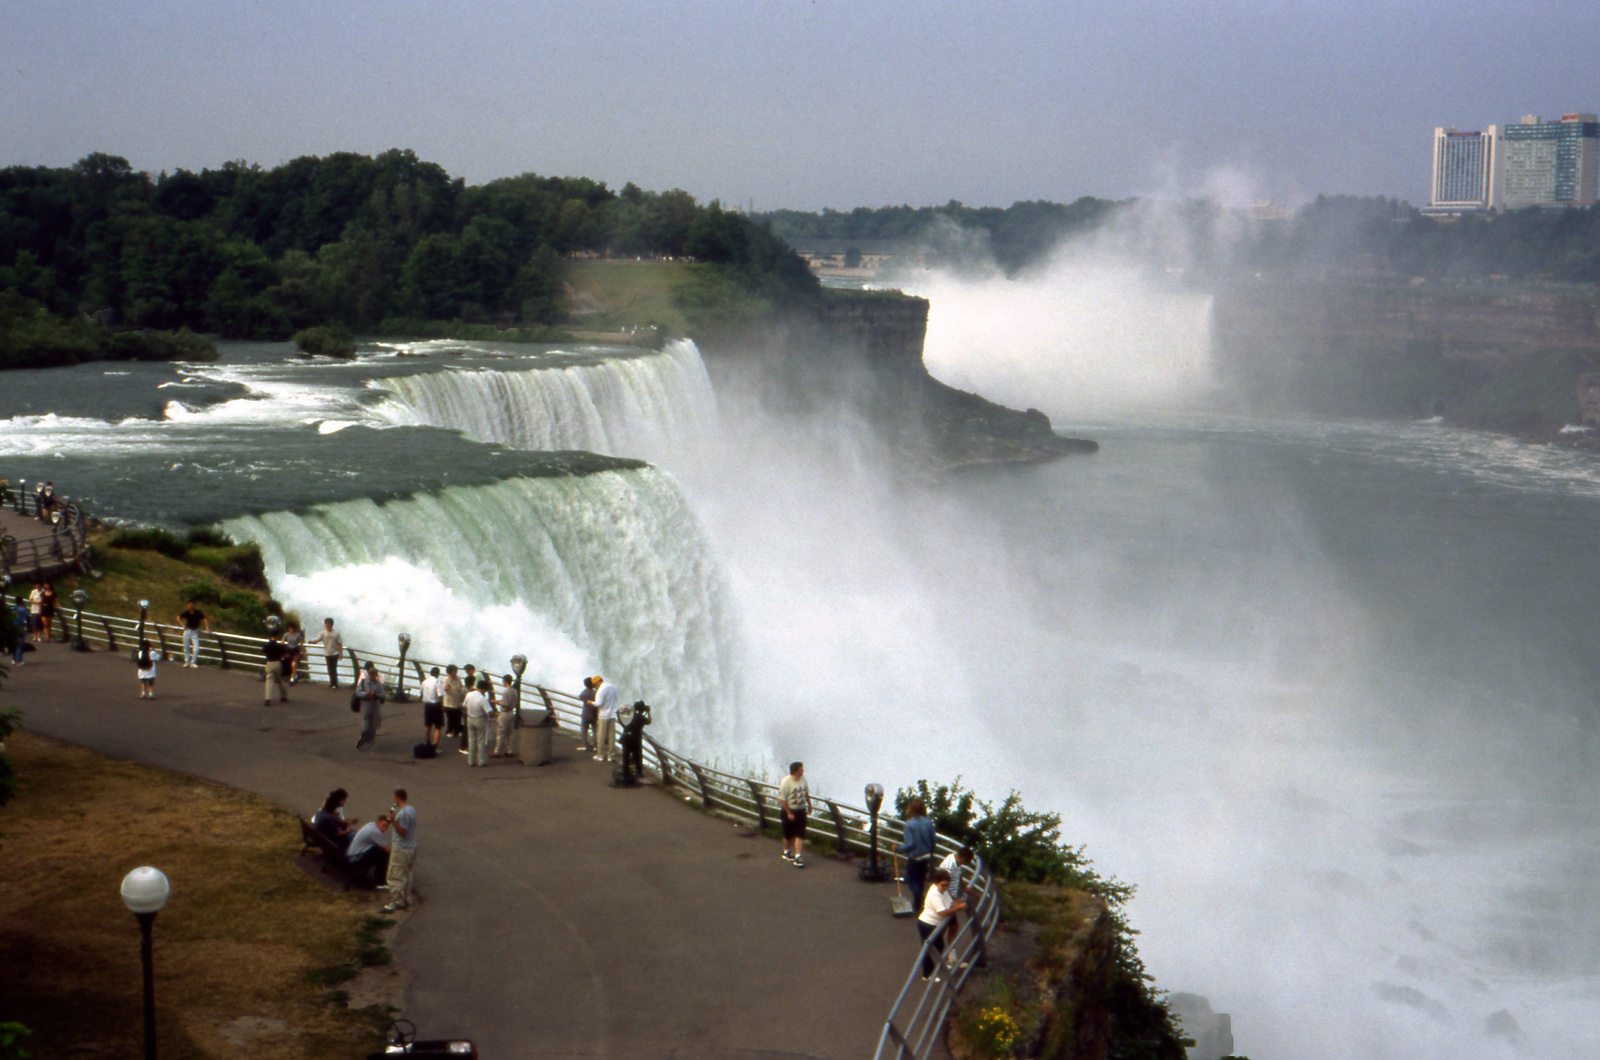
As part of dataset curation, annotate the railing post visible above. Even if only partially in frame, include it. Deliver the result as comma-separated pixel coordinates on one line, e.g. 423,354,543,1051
688,763,714,810
155,626,169,657
747,780,768,832
645,737,672,786
99,617,117,652
214,633,229,669
349,653,361,686
823,799,853,854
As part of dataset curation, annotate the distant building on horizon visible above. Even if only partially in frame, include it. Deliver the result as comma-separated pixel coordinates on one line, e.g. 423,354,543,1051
1425,126,1500,216
1426,113,1600,216
1500,113,1599,209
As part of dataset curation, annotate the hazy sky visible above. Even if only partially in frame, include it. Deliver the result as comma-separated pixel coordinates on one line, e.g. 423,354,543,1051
4,0,1598,211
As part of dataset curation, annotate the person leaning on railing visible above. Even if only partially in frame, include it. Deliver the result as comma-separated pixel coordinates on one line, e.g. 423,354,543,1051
309,617,345,688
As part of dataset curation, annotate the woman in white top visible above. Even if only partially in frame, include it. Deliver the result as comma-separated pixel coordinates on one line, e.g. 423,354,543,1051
916,868,966,981
135,640,162,699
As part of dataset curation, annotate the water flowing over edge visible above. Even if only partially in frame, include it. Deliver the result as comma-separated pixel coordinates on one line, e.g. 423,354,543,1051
364,338,718,458
220,466,741,759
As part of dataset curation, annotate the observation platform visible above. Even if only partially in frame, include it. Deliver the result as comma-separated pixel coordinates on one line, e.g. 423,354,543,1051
6,639,929,1059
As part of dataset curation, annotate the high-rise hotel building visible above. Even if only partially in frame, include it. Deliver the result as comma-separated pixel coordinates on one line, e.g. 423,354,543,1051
1428,126,1499,213
1500,113,1599,208
1428,113,1599,214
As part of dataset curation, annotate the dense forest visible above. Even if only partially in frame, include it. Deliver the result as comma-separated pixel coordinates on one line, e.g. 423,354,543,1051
0,150,818,366
762,194,1600,283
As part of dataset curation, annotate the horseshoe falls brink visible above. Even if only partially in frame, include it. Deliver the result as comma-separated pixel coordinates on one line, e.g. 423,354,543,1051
221,467,740,759
366,338,716,457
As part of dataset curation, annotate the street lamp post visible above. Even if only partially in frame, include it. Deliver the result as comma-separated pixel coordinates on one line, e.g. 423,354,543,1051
393,633,412,702
71,589,90,652
121,866,170,1060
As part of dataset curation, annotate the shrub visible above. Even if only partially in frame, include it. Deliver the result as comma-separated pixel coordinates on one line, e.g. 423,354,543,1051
294,325,357,357
108,527,190,559
185,525,231,548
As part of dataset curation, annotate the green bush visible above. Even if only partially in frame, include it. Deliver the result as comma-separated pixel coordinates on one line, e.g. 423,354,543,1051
293,325,357,357
108,527,190,559
185,525,231,548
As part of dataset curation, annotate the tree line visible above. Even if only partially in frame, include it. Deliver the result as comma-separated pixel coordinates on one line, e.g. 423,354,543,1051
0,150,818,366
761,193,1600,283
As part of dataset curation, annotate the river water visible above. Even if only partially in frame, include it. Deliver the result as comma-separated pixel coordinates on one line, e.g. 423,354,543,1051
2,323,1596,1058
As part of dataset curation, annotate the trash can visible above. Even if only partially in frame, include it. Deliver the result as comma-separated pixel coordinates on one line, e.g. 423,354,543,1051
517,711,555,766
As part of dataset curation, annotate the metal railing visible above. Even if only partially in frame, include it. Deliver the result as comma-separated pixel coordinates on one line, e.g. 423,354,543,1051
51,603,998,1058
2,488,90,583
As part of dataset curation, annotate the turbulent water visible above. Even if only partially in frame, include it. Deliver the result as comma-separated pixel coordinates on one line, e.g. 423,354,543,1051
4,313,1600,1058
221,469,738,757
366,338,716,456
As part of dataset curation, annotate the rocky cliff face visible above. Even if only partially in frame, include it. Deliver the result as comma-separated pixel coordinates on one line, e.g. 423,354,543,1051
1212,281,1600,433
695,291,1096,472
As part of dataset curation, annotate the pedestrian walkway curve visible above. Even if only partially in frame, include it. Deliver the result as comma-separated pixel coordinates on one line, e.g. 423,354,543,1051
6,640,924,1059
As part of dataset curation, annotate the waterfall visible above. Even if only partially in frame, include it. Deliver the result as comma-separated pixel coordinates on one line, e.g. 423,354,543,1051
221,466,739,757
367,339,717,457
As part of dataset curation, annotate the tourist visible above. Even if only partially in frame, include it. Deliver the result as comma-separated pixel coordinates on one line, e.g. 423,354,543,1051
174,599,209,668
354,662,386,750
459,665,477,752
346,814,392,886
593,674,619,763
779,761,811,868
135,640,161,699
32,581,57,643
440,664,466,750
27,583,43,643
420,666,444,748
896,798,937,913
8,596,26,666
577,676,598,752
262,630,289,705
282,620,304,683
494,673,519,757
464,676,495,767
312,788,360,850
383,788,418,912
309,617,345,688
939,846,981,948
916,868,966,981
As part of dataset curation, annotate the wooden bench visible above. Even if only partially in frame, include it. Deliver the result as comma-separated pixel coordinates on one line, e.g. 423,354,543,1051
298,816,369,891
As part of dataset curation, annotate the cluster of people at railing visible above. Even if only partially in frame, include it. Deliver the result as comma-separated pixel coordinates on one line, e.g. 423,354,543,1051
897,796,982,982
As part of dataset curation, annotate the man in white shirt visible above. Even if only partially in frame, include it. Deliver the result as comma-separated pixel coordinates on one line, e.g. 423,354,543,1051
593,674,619,763
346,814,392,886
464,676,496,767
420,667,443,749
938,846,980,949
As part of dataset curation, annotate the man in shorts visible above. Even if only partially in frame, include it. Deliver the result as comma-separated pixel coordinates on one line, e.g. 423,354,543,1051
779,761,811,868
420,667,443,748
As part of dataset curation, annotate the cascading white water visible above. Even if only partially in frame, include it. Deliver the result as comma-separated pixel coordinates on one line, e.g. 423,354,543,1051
221,466,740,758
366,339,717,457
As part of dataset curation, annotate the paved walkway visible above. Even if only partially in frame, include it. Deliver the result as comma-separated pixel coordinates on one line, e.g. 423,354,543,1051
6,640,919,1059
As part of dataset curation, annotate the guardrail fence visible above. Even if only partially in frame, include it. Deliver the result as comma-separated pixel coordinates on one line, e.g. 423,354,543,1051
2,488,90,583
36,602,998,1059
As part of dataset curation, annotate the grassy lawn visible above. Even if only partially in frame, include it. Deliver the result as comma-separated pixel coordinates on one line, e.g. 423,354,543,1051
0,732,389,1059
562,260,693,335
25,532,277,638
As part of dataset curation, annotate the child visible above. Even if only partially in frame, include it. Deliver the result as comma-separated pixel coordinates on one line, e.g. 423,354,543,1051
136,640,162,699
